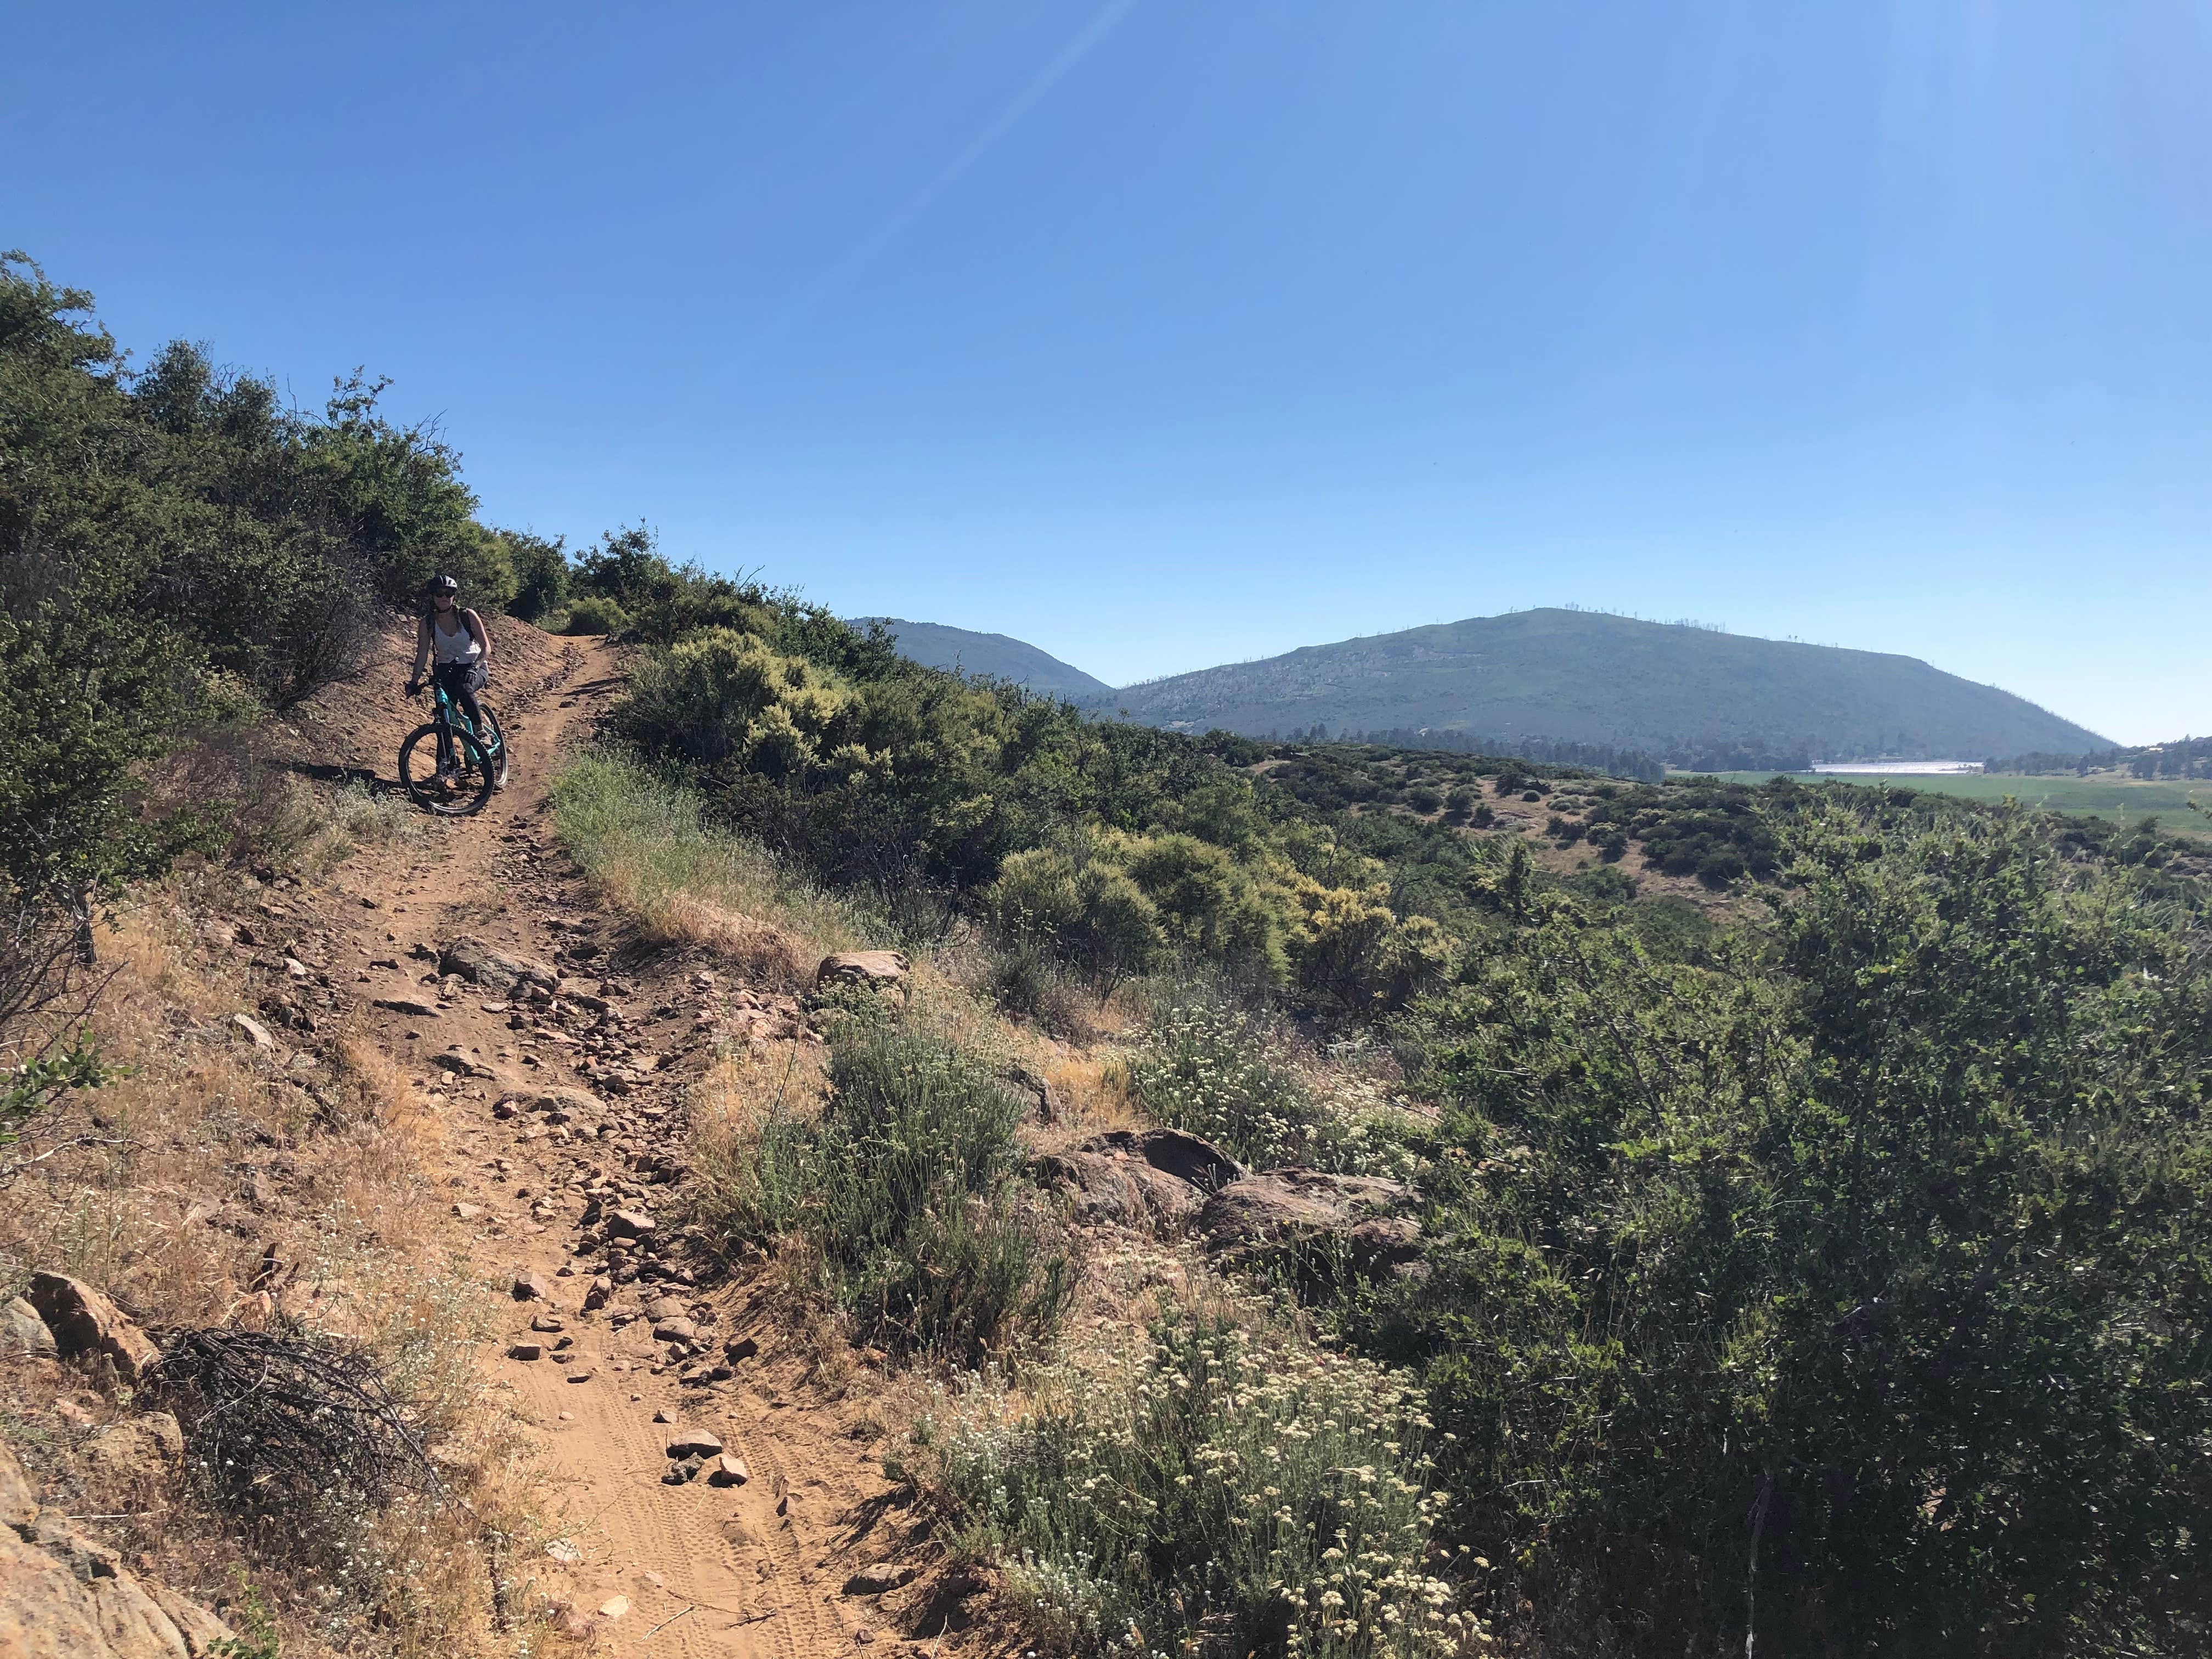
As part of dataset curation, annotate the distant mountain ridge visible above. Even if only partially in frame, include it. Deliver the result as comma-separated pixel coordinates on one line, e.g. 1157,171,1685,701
1109,609,2108,763
856,618,1114,700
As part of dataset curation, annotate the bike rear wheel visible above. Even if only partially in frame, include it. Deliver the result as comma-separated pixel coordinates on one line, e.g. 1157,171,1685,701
399,723,498,816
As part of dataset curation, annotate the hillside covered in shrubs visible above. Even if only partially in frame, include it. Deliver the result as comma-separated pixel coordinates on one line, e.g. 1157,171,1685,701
566,528,2212,1651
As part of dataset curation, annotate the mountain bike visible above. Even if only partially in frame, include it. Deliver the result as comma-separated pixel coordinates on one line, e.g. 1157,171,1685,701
399,675,509,815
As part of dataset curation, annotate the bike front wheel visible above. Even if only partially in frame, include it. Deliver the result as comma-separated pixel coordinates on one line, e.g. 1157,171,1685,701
399,724,498,816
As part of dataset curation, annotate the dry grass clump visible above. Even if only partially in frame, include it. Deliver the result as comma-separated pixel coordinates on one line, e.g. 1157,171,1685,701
909,1306,1487,1659
549,747,870,980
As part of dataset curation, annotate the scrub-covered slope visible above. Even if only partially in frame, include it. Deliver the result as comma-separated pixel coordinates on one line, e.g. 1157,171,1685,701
1112,607,2106,761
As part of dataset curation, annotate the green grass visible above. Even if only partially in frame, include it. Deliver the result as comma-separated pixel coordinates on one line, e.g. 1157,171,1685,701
1706,770,2212,838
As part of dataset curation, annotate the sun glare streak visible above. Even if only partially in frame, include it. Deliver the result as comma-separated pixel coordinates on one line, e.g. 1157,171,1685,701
753,0,1139,360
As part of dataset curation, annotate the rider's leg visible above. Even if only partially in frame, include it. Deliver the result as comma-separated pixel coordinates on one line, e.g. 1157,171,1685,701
436,663,486,740
431,668,484,752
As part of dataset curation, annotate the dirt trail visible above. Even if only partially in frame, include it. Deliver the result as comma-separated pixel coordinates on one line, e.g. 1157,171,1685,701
304,635,900,1656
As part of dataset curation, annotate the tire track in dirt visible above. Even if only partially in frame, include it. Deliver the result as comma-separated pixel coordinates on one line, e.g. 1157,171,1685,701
306,633,896,1657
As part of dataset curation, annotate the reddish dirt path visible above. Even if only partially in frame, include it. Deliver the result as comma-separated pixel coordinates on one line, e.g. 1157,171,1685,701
308,634,904,1656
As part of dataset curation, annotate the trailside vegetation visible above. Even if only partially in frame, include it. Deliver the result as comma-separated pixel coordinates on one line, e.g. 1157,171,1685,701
581,529,2212,1651
0,253,531,1033
1347,802,2212,1653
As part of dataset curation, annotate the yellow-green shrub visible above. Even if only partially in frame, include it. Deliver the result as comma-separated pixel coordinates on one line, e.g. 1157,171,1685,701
617,627,861,770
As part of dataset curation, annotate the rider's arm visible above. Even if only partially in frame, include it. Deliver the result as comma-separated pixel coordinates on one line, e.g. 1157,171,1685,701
409,617,431,685
463,608,492,668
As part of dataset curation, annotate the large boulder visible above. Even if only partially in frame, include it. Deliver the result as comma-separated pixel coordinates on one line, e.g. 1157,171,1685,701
1080,1128,1246,1193
1,1297,55,1357
25,1276,159,1385
1197,1170,1424,1278
440,935,560,994
0,1441,236,1657
1033,1150,1205,1227
814,951,909,990
1033,1128,1249,1229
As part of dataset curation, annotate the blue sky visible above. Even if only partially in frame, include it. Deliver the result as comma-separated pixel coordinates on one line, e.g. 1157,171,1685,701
7,2,2208,742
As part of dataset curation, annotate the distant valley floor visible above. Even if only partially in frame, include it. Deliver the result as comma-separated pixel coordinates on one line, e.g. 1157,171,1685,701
1709,770,2212,838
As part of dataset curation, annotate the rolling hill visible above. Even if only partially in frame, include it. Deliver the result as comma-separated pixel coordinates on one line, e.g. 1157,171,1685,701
855,618,1115,700
1108,609,2108,763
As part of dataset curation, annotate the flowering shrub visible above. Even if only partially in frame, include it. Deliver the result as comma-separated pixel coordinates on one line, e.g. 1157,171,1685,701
916,1313,1485,1659
1124,1000,1413,1178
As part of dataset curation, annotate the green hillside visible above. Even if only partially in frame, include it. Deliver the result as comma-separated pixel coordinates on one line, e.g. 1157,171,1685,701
857,617,1113,700
1111,607,2107,764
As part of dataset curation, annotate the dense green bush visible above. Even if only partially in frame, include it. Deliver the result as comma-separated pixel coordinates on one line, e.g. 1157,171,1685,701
560,593,628,635
1352,806,2212,1654
501,530,571,622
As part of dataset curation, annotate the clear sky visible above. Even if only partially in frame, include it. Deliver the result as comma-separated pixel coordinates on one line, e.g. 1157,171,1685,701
7,3,2208,742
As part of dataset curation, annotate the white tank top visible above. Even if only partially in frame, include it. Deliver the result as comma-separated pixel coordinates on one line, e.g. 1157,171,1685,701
431,613,481,664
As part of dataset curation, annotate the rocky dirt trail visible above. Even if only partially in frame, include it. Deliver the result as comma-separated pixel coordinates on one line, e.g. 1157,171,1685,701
290,635,913,1657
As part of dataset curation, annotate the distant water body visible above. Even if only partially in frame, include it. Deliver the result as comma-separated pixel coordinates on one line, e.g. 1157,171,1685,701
1811,760,1984,775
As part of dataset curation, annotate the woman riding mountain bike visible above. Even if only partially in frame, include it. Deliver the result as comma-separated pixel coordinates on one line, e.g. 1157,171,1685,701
399,575,507,810
405,574,492,738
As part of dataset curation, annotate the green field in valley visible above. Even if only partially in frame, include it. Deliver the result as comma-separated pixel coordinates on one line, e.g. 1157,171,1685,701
1707,770,2212,836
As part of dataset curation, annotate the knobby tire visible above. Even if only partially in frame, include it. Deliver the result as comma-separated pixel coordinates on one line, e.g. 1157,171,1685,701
399,723,498,816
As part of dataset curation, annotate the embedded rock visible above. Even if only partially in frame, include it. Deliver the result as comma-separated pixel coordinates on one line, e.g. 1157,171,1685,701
1,1297,56,1357
1007,1064,1063,1122
1032,1150,1205,1228
706,1453,749,1487
25,1274,160,1384
228,1013,280,1054
441,936,560,994
1197,1170,1423,1277
78,1414,184,1491
1079,1127,1246,1194
0,1438,36,1532
842,1565,913,1595
0,1489,237,1658
813,951,909,989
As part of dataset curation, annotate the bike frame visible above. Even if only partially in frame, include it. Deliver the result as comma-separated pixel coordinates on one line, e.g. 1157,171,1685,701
427,677,497,770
